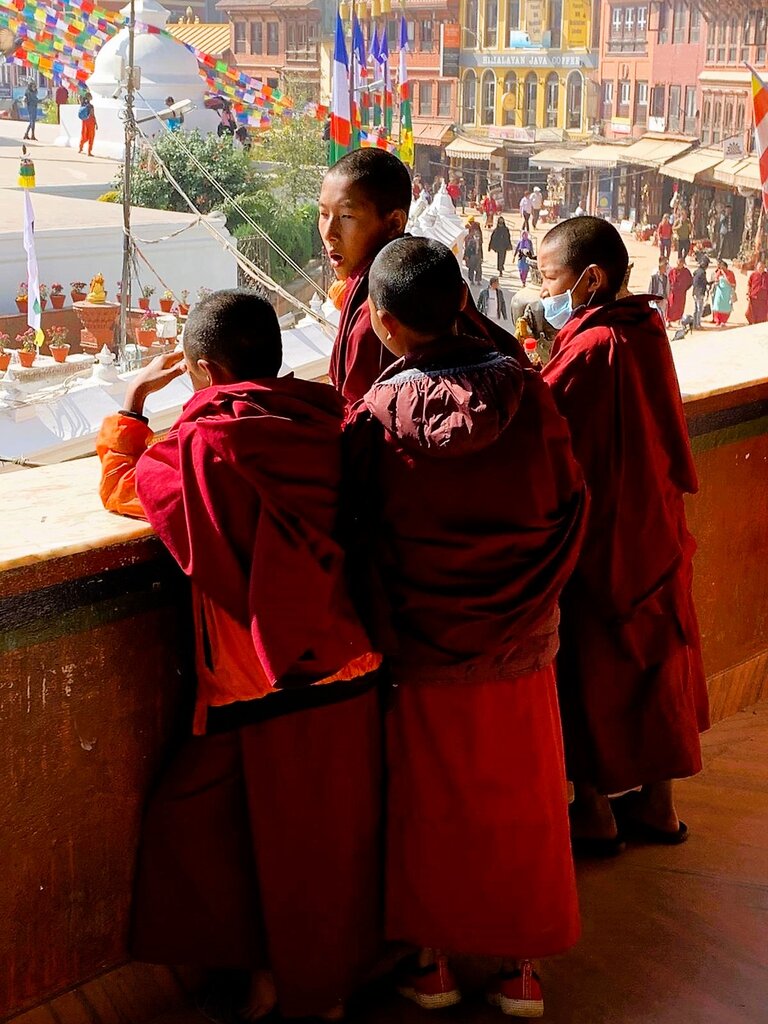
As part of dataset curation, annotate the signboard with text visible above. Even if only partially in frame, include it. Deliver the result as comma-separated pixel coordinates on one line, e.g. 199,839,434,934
526,0,544,43
464,51,597,68
567,0,589,49
440,22,461,78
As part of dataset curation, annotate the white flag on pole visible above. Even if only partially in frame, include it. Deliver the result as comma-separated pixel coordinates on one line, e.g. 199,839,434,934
23,190,44,346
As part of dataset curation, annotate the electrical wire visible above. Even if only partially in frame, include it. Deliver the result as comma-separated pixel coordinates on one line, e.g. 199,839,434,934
133,127,335,332
135,93,330,300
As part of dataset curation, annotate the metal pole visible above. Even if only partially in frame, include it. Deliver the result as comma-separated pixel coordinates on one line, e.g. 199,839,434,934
118,0,136,365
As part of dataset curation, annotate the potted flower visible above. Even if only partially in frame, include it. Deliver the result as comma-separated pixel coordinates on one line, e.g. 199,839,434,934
39,283,49,311
139,285,155,311
50,283,66,310
71,280,87,303
197,286,212,304
48,325,70,363
0,331,10,372
135,310,157,347
16,282,28,315
177,289,190,316
159,289,174,313
16,328,37,367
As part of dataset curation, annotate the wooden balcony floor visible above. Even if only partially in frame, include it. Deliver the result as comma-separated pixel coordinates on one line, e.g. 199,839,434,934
152,700,768,1024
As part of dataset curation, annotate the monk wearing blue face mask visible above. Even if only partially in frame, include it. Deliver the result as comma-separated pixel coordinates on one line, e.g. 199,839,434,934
539,216,709,859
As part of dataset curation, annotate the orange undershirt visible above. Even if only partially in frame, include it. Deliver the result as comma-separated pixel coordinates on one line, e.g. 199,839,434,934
96,413,380,734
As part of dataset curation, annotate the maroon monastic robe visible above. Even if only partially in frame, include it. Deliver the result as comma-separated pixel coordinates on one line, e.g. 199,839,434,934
542,295,710,794
125,379,381,1017
345,337,586,957
667,265,693,322
746,269,768,324
330,261,528,406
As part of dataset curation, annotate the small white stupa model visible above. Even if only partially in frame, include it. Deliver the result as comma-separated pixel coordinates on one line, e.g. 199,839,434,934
408,184,468,258
57,0,220,159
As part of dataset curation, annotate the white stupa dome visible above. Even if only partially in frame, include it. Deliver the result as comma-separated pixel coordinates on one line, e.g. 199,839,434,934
88,0,208,103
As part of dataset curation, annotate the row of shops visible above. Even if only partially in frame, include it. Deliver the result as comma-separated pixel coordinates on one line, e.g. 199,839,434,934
435,130,764,263
527,136,765,262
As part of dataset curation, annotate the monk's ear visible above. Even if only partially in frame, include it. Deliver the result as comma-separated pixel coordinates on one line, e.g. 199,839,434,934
199,358,235,387
589,265,612,299
386,208,408,239
458,282,470,312
378,308,399,341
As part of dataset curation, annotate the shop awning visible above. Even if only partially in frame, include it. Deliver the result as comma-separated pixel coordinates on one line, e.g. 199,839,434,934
659,147,723,183
570,144,626,169
445,136,505,160
413,121,452,146
530,147,578,168
620,137,694,168
733,157,762,191
710,155,761,191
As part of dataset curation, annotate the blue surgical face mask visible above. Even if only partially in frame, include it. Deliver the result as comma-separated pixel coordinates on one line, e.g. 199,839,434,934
541,266,592,330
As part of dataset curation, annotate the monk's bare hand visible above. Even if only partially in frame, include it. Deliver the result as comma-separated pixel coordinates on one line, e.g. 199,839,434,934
124,351,186,415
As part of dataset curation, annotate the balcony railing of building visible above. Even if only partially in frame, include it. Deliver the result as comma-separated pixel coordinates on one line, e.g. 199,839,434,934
286,46,320,63
606,33,647,54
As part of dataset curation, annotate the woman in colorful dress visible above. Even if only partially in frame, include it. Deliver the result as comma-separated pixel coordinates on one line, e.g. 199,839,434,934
711,259,737,326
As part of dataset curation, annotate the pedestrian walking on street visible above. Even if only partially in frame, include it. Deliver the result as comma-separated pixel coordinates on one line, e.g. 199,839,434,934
519,190,532,231
481,194,496,229
489,216,513,275
712,259,737,325
514,230,535,286
78,91,98,155
648,257,670,322
667,257,693,325
23,80,38,141
746,260,768,324
463,220,484,285
691,262,709,329
530,186,543,229
477,275,507,320
657,214,673,260
674,210,692,260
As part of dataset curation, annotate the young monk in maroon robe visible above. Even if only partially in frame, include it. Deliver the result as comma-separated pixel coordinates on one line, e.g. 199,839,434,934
539,217,710,856
96,289,381,1021
344,238,587,1018
319,148,527,407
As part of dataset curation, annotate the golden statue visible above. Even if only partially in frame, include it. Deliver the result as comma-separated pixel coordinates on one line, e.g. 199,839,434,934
515,316,530,342
87,273,107,304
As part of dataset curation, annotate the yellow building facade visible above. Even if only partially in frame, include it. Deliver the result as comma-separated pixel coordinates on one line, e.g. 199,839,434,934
457,0,597,139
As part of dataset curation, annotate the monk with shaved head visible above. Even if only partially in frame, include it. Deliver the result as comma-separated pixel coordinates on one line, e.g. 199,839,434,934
539,216,710,856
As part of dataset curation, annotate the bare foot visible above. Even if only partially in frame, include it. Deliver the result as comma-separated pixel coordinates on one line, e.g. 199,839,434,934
569,784,619,840
241,969,277,1021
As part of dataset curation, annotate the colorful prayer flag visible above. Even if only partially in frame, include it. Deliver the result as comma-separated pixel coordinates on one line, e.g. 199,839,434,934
749,64,768,213
398,15,413,167
330,12,352,164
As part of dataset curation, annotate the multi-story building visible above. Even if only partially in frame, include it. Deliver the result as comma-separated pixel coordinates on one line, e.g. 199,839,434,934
598,0,705,142
399,0,461,180
217,0,323,95
451,0,599,204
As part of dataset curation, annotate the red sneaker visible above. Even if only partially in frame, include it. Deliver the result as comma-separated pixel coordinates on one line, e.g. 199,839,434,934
397,953,462,1010
486,961,544,1018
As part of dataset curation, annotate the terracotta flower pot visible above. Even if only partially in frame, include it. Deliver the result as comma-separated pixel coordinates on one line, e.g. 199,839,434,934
18,350,36,368
177,303,190,316
0,352,10,371
138,297,150,311
159,298,174,313
71,290,86,303
16,298,28,314
135,328,157,348
51,294,66,309
50,345,70,363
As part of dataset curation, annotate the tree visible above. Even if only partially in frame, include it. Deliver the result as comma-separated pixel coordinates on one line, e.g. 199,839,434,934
255,114,326,205
114,129,260,217
227,192,320,287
